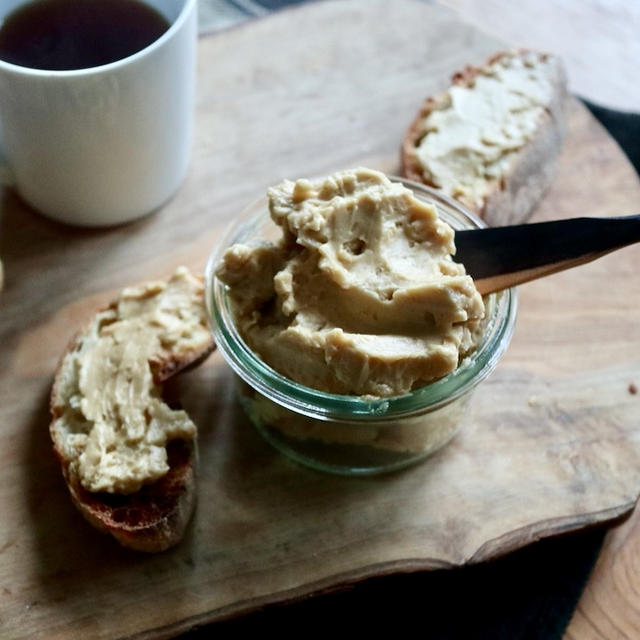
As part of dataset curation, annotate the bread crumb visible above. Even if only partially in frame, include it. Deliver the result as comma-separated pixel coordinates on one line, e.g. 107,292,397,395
629,383,638,395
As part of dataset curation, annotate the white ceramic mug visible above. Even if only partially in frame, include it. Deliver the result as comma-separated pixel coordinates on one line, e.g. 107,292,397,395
0,0,197,227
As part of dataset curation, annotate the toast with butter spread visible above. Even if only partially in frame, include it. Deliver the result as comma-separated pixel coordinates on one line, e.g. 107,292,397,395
402,50,568,225
50,267,214,552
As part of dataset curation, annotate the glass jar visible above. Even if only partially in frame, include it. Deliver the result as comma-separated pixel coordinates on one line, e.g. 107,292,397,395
205,178,518,475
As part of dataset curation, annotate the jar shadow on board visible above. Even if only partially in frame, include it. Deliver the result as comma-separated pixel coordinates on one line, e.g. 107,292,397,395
205,179,518,475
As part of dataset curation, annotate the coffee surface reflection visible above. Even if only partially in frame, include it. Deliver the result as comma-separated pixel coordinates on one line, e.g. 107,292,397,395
0,0,170,71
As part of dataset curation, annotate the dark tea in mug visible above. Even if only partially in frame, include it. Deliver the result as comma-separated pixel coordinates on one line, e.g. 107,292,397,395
0,0,170,71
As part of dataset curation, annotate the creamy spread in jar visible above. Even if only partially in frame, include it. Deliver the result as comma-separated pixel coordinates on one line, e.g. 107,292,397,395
51,267,211,494
216,168,485,397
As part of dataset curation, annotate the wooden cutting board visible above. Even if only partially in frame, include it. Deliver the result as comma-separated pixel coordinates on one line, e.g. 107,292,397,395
1,1,639,638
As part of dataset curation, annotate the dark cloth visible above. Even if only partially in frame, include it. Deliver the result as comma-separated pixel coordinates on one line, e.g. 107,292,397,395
584,100,640,176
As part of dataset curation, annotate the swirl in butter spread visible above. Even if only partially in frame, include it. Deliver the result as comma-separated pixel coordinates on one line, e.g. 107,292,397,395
415,51,560,210
217,168,485,397
51,268,211,494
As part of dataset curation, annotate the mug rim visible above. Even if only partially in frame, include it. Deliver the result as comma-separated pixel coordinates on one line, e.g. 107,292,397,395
0,0,196,78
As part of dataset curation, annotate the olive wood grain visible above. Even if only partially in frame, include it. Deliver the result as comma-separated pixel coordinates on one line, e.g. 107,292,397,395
0,1,639,638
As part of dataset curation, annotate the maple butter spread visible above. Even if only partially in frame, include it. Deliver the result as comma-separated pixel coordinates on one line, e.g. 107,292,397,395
415,51,561,210
216,168,485,397
51,268,212,494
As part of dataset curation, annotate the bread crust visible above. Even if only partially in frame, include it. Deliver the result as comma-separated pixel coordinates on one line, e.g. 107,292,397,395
54,438,197,553
401,50,568,226
49,272,214,552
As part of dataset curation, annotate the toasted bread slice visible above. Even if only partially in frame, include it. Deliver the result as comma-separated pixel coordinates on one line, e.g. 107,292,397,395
55,438,197,553
402,50,568,226
50,267,214,552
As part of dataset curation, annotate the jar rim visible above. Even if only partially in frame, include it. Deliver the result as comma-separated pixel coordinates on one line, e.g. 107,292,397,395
205,177,518,423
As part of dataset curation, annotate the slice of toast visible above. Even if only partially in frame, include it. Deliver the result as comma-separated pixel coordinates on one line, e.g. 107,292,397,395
50,267,214,552
402,50,568,226
56,438,197,553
